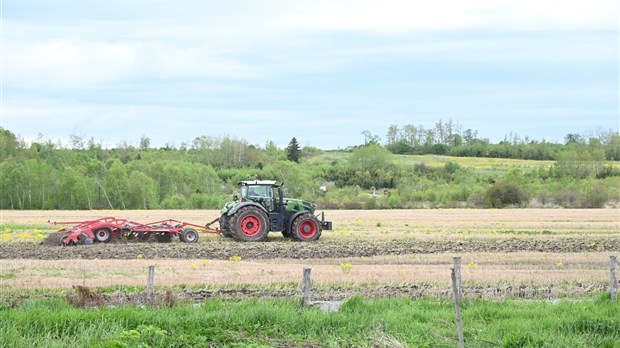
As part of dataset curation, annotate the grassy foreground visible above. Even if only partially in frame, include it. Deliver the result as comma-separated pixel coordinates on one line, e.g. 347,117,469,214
1,295,619,347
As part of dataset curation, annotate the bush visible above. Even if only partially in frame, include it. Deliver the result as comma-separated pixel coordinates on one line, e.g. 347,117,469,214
387,193,402,208
161,194,185,209
554,189,581,208
483,181,528,208
582,182,609,208
185,193,223,209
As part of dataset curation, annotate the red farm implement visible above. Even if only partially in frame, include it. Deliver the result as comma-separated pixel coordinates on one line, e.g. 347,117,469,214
49,217,220,246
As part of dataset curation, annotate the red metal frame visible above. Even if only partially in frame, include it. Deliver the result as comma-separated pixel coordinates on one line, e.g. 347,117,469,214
49,216,220,246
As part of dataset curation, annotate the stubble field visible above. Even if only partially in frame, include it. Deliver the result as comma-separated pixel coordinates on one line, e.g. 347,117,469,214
1,209,618,301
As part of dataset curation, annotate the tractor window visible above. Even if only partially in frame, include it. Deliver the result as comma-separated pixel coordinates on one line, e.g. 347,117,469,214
272,186,279,201
248,185,266,198
248,185,275,211
241,186,248,201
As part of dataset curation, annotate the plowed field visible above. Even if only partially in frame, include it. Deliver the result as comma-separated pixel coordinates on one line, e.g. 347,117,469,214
1,209,618,300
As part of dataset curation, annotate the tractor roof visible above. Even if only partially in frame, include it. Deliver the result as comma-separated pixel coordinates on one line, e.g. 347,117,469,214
239,180,279,186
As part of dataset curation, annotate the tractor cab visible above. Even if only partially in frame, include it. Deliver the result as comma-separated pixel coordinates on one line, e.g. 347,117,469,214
240,182,277,212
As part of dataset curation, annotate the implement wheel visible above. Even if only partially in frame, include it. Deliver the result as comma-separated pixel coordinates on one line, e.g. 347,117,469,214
94,228,112,243
230,206,269,242
181,229,199,243
291,213,322,242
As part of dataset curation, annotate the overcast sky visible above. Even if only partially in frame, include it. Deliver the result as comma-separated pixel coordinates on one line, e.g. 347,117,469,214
2,0,618,150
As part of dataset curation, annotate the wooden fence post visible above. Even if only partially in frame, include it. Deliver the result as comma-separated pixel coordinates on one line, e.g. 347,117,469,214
453,257,462,301
146,265,155,305
611,256,618,301
451,268,465,348
301,267,312,307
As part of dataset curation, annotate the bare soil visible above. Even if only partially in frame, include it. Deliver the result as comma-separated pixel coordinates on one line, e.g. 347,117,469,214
1,209,617,301
0,237,617,260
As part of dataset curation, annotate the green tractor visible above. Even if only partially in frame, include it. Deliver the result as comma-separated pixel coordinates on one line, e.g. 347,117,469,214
219,180,332,242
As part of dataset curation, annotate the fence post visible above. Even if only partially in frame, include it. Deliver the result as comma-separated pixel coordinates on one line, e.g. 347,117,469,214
451,268,465,348
146,265,155,305
453,257,462,301
301,267,312,307
611,256,618,301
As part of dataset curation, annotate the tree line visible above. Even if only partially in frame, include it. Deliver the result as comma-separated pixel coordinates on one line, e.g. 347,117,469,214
0,125,618,210
375,120,620,161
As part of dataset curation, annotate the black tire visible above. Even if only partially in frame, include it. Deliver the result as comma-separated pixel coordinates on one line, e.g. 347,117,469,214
138,232,151,241
94,228,112,243
219,215,233,238
155,233,172,243
181,229,199,243
281,230,292,238
291,213,322,242
230,206,269,242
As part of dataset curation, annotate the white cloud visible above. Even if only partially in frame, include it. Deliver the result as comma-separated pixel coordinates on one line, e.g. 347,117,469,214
147,44,260,79
4,38,260,88
281,0,618,32
5,0,616,89
2,0,617,149
5,39,139,88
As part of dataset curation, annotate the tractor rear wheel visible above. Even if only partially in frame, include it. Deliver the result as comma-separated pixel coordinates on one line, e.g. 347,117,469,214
230,206,269,242
181,229,199,243
291,213,322,242
219,215,233,238
94,228,112,243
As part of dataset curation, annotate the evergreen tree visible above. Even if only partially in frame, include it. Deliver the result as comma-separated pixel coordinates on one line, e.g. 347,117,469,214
286,137,300,163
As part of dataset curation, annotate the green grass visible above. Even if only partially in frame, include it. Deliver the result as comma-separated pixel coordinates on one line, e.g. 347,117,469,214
313,152,556,176
1,295,618,347
0,223,56,231
0,223,57,243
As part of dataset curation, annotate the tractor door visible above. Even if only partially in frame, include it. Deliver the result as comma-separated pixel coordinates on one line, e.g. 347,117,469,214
247,185,275,212
268,185,286,231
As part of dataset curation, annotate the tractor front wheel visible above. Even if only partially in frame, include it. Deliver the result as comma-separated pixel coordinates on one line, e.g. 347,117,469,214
94,228,112,243
230,206,269,242
291,213,322,242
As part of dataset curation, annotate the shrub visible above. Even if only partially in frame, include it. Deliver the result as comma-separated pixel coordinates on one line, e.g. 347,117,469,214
554,189,581,208
582,182,609,208
483,181,528,208
161,194,185,209
535,189,553,206
185,193,223,209
387,193,402,208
